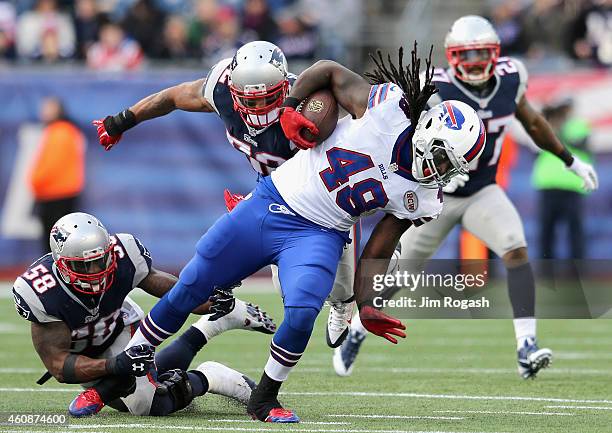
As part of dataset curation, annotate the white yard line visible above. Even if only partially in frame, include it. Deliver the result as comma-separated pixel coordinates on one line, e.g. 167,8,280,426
66,425,502,433
205,419,350,425
282,391,612,405
545,405,612,411
2,387,612,406
327,414,464,421
434,410,573,417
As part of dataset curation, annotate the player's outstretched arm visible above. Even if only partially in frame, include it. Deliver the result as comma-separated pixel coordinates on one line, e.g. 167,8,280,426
354,214,411,344
139,267,212,314
516,95,598,191
93,79,214,150
31,321,108,383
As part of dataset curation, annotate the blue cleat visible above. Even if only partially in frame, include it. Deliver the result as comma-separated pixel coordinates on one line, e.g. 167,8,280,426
517,337,553,379
69,388,104,417
264,408,300,423
333,328,367,377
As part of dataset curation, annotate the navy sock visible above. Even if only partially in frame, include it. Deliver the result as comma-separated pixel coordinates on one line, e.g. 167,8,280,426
187,370,209,396
156,327,208,374
507,262,536,318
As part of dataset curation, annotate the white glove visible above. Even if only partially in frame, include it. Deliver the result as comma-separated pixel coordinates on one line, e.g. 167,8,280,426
568,157,598,192
443,173,469,193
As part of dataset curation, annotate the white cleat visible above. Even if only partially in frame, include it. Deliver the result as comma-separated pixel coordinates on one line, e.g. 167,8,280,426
196,361,256,405
517,338,553,379
333,328,366,376
192,298,276,341
326,301,354,348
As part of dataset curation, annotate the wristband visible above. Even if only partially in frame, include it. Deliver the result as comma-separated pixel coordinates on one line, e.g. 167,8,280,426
62,353,79,384
282,97,300,109
104,109,137,136
558,148,574,167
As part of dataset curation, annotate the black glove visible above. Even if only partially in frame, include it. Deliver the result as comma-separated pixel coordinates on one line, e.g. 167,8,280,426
207,283,240,321
106,344,155,377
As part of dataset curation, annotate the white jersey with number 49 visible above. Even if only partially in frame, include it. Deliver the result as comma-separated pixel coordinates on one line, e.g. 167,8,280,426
272,83,443,232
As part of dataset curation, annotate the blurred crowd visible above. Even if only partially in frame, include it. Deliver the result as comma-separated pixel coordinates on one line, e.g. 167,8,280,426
0,0,610,72
486,0,612,67
0,0,361,71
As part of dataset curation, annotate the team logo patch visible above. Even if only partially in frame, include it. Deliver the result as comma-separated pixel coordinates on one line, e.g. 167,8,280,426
50,227,69,252
306,99,324,113
440,101,465,131
270,48,286,70
13,292,30,319
404,191,418,212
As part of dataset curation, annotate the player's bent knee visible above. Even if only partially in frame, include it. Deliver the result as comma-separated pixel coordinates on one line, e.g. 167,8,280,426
502,247,529,268
284,307,319,333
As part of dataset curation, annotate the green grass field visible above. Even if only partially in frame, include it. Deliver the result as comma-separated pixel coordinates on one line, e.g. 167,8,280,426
1,281,612,433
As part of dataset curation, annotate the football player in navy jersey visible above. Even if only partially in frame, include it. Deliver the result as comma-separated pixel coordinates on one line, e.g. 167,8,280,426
93,40,357,351
335,15,599,380
12,212,276,417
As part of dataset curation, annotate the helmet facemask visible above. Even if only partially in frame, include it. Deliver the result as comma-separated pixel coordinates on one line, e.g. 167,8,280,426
413,138,468,189
56,244,117,295
446,44,500,86
230,79,289,128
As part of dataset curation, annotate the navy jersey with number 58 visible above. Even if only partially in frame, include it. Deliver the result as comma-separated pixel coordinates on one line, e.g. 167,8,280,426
12,233,151,356
427,57,528,196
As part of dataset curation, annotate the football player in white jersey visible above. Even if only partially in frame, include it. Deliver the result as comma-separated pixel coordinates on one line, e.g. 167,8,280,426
122,44,487,423
94,40,359,350
335,16,599,380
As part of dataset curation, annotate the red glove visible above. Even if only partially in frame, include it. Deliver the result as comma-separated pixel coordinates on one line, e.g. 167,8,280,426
279,107,319,150
224,189,245,212
359,305,406,344
92,119,122,151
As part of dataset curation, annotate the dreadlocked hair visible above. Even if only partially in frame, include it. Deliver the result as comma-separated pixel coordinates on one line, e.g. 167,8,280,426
364,41,438,135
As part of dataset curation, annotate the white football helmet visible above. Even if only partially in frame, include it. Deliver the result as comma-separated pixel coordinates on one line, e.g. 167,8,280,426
412,100,486,188
50,212,117,295
229,41,289,128
445,15,500,85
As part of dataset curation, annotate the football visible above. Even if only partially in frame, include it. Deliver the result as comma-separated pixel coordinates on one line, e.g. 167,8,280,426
297,89,339,144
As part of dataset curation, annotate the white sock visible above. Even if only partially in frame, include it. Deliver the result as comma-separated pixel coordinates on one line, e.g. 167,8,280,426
351,312,367,335
513,317,536,349
126,328,152,348
265,341,302,381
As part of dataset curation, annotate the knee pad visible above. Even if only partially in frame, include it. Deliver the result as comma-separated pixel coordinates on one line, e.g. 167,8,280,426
283,307,319,333
178,255,208,288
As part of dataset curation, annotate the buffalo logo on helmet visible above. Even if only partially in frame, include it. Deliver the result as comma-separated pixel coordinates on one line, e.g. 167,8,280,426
439,101,465,131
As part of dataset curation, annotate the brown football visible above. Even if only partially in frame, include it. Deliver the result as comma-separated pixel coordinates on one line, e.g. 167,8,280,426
297,89,339,144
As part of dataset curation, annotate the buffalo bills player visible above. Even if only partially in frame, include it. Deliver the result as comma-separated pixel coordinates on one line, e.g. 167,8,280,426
93,40,357,350
122,44,487,423
12,212,275,417
335,16,599,380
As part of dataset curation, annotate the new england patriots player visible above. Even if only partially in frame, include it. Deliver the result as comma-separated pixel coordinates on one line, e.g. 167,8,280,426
122,44,487,423
12,212,275,417
93,40,357,350
335,16,599,380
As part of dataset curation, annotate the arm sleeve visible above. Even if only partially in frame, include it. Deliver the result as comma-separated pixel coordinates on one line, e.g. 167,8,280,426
116,233,153,287
202,58,233,115
12,278,61,324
